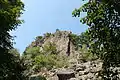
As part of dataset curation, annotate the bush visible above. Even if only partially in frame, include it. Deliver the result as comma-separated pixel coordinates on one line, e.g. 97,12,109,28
79,45,98,61
34,54,69,71
45,33,52,37
23,42,68,74
34,54,57,71
35,36,43,41
55,55,69,68
43,42,58,54
29,75,46,80
23,47,41,59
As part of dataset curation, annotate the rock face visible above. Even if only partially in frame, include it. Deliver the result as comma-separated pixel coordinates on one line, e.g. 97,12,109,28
43,31,73,56
26,30,78,57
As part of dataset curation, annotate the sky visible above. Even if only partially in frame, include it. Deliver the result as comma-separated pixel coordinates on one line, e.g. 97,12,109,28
11,0,88,53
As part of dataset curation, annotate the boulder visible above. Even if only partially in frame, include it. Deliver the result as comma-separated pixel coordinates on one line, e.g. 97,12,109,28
57,70,75,80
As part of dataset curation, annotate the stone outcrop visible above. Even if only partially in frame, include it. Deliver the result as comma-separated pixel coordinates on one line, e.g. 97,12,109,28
26,30,78,57
43,31,73,56
74,60,103,80
57,69,75,80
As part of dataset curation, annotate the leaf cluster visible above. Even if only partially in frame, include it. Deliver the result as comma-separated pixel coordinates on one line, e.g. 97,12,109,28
73,0,120,79
0,0,24,80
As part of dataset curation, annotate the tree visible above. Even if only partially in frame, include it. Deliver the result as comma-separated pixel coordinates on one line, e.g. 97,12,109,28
70,31,90,50
0,0,24,49
96,0,120,15
73,0,120,79
8,49,27,80
23,47,41,59
0,0,24,80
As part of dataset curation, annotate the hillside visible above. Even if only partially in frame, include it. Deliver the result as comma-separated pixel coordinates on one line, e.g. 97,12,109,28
21,30,105,80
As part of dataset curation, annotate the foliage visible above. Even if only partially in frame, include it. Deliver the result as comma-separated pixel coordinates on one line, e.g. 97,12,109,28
0,49,27,80
21,55,35,78
45,33,52,37
24,47,41,59
43,42,58,54
33,42,68,71
30,75,46,80
79,31,90,46
34,54,69,71
22,41,68,75
35,36,43,41
70,31,90,50
70,33,80,49
34,54,57,71
22,47,42,77
79,44,98,61
0,0,24,80
93,0,120,15
70,31,97,61
55,55,69,68
0,0,24,49
73,0,120,79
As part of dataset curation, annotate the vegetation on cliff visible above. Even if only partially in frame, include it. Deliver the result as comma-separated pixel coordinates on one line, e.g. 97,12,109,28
22,40,69,77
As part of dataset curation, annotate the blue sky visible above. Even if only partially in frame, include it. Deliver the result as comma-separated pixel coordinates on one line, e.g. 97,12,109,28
11,0,88,53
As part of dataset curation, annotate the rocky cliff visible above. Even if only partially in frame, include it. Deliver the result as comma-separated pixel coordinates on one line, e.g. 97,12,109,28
26,30,79,58
25,30,104,80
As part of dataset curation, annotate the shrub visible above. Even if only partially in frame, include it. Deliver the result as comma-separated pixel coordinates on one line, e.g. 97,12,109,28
35,36,43,41
23,47,41,59
34,54,69,71
43,42,58,54
79,45,98,61
34,54,57,71
45,33,52,37
29,75,46,80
